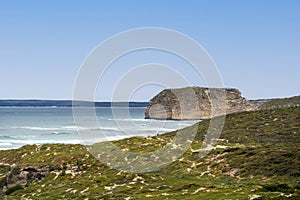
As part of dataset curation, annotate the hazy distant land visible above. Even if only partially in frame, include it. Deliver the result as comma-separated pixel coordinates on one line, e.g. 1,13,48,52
0,100,148,107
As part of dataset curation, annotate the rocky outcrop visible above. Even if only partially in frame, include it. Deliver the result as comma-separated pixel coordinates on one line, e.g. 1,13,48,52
0,165,50,193
145,87,255,120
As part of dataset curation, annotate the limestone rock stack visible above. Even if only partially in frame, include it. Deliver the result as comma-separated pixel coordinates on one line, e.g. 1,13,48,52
145,87,254,120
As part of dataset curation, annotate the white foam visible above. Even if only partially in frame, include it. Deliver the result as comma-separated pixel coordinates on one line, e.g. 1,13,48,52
99,127,120,131
18,126,60,131
16,126,99,131
0,142,13,146
107,118,150,122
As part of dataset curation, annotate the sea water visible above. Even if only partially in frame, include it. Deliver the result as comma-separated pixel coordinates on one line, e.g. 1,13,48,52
0,107,198,150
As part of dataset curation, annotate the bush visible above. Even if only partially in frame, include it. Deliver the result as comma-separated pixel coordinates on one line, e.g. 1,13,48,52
5,185,23,195
262,183,294,193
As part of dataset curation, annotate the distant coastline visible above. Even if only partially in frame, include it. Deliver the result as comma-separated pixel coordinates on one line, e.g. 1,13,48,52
0,100,148,107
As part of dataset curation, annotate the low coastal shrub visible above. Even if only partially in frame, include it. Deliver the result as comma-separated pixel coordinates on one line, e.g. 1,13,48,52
5,184,23,195
261,183,294,193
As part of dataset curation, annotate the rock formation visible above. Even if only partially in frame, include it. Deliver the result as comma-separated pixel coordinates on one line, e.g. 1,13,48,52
145,87,255,120
0,165,50,194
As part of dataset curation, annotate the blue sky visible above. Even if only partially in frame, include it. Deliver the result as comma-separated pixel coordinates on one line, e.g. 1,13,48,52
0,0,299,101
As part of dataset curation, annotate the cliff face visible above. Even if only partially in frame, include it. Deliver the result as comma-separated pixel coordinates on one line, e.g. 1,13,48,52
145,87,255,120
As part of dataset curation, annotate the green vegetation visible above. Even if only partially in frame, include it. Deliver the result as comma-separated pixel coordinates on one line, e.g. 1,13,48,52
4,185,23,195
259,95,300,110
0,106,299,199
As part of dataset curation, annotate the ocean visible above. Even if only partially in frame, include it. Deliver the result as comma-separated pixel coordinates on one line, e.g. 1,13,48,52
0,107,198,150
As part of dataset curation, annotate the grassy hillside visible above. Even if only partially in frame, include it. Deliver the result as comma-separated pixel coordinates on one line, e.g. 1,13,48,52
0,106,299,199
258,95,300,110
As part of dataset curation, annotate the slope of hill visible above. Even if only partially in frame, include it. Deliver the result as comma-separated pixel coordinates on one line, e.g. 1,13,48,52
0,106,299,199
258,95,300,110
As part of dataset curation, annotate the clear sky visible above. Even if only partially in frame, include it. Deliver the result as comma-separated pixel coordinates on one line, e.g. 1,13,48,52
0,0,299,101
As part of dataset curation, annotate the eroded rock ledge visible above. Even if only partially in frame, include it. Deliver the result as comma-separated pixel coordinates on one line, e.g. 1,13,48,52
145,87,255,120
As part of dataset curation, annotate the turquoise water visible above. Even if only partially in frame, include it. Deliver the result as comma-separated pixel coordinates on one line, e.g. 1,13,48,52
0,107,198,150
